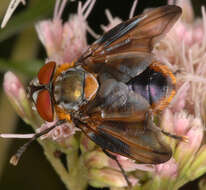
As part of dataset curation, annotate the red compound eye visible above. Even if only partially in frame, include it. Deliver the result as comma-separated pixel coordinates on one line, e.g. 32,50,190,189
38,61,56,85
36,90,54,122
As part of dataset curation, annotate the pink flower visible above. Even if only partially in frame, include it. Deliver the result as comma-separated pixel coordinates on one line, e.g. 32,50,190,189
4,71,24,98
3,71,33,124
88,168,138,188
170,0,194,23
153,0,206,184
155,158,179,179
109,155,154,173
170,82,190,112
36,121,79,143
173,111,191,136
154,3,206,119
174,117,204,169
36,0,96,65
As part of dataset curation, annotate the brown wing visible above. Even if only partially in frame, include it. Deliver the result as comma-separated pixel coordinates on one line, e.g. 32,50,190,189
80,5,182,65
77,120,172,164
76,73,172,163
74,5,179,163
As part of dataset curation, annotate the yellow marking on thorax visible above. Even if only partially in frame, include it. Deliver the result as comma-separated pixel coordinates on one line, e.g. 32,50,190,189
84,73,99,101
54,62,75,81
55,105,71,122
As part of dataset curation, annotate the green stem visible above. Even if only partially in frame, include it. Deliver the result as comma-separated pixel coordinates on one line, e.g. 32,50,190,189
67,152,88,190
40,141,88,190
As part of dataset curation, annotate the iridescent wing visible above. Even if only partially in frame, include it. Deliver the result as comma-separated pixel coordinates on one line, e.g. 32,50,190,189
77,120,171,164
78,68,172,163
78,78,171,163
74,5,180,163
80,5,181,81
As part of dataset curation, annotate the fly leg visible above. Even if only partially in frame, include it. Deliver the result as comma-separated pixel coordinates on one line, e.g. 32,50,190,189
10,120,66,165
145,110,188,142
103,149,131,187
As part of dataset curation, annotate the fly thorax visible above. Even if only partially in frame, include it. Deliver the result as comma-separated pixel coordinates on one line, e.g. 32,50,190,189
54,68,99,112
54,69,85,111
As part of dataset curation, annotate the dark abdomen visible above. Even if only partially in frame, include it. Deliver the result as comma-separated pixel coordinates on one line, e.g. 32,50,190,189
127,67,169,106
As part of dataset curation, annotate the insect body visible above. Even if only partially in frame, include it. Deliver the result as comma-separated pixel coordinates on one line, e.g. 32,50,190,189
11,5,183,186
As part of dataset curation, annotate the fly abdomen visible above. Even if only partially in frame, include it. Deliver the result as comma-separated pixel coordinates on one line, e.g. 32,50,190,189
127,66,169,106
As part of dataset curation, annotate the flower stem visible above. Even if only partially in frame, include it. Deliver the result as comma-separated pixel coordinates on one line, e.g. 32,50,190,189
41,140,88,190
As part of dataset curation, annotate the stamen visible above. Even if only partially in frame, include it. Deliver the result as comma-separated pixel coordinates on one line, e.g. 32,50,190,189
129,0,138,19
57,0,68,20
0,133,35,138
182,74,206,83
200,6,206,51
77,0,97,39
105,9,114,23
77,1,82,16
1,0,26,28
181,42,188,72
81,0,92,13
83,0,96,19
170,82,190,106
86,25,100,39
54,0,61,19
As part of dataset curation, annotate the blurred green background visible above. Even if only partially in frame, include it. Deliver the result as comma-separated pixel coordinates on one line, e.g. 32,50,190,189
0,0,204,190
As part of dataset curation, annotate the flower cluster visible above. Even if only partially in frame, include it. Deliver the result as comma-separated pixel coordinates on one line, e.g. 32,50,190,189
2,0,206,190
36,0,95,65
151,0,206,188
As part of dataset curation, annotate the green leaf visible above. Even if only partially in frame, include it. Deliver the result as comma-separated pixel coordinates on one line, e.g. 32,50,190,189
0,58,43,77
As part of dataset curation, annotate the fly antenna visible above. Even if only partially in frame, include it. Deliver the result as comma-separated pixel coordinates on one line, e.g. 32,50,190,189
10,120,66,166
